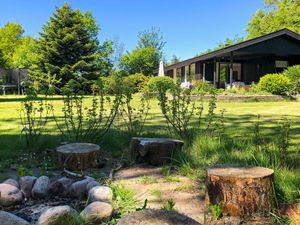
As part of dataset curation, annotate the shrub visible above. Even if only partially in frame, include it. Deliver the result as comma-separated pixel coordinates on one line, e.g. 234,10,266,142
283,65,300,94
191,80,215,95
123,73,149,93
258,73,292,95
146,76,175,93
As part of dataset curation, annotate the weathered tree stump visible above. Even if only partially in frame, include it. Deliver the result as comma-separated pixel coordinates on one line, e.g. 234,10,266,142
56,143,100,171
117,209,201,225
130,137,184,166
205,164,275,218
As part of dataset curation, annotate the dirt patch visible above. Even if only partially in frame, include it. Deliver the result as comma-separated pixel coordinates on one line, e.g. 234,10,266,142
114,164,205,224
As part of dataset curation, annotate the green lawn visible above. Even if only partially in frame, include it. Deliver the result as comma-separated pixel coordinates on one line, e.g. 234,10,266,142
0,95,299,203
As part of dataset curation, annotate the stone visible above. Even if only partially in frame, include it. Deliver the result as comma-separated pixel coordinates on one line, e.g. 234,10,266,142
19,176,37,199
88,186,113,203
69,178,91,199
80,201,113,224
3,178,19,188
86,180,101,192
37,205,79,225
0,183,23,207
117,209,201,225
49,177,73,197
32,176,50,199
130,137,184,166
0,210,30,225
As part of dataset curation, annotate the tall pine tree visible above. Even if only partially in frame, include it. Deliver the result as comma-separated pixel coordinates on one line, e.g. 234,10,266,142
30,3,101,90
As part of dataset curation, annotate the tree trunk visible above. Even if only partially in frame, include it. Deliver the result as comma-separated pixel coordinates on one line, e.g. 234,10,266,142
56,143,100,171
205,164,275,218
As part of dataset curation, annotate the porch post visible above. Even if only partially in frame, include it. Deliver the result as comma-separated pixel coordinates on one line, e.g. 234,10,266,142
213,58,217,87
230,52,233,88
203,63,206,81
173,68,177,80
188,64,191,82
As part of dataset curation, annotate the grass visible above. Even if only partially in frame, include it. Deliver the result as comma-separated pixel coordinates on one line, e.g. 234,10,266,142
0,94,299,205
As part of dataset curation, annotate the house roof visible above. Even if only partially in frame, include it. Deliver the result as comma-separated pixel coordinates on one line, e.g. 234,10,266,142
162,29,300,71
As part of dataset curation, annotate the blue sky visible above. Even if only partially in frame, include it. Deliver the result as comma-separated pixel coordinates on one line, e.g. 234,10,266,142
0,0,264,61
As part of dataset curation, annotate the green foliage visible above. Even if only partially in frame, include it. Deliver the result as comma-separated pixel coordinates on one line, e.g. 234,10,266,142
53,79,122,142
30,3,109,90
162,199,176,211
258,73,292,95
20,88,52,147
110,183,138,217
208,204,223,220
147,76,175,93
137,26,165,60
17,165,32,177
283,65,300,94
123,73,149,93
191,81,215,95
247,0,300,39
120,47,159,75
0,22,24,68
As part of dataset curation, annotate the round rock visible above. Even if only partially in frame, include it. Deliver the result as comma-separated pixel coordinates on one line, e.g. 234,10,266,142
117,209,201,225
19,176,37,199
37,205,79,225
3,178,19,188
0,210,30,225
49,177,73,197
88,186,113,203
80,201,113,224
0,183,23,207
69,178,92,199
86,180,101,192
32,176,50,199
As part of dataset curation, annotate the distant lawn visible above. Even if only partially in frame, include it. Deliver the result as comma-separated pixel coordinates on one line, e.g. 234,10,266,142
0,94,300,168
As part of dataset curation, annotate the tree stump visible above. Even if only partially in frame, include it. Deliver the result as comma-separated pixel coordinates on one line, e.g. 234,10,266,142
130,137,184,166
205,164,275,218
56,143,100,171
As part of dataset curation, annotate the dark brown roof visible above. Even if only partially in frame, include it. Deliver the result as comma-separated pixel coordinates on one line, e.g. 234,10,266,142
162,29,300,71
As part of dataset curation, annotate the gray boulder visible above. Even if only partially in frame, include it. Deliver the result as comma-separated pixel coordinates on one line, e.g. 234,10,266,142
80,201,113,224
3,178,19,188
19,176,37,199
69,178,91,199
86,180,101,192
49,177,73,197
0,210,30,225
37,205,79,225
0,183,23,207
88,186,113,203
32,176,50,199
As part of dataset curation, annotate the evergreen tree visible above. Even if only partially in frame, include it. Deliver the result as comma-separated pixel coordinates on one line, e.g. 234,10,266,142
30,3,102,90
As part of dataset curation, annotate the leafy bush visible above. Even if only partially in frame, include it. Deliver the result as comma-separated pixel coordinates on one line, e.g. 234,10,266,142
283,65,300,94
191,80,215,95
258,73,292,95
123,73,149,93
146,76,175,93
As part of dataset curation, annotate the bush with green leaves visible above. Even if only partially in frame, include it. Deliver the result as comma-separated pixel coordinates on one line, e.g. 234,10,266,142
283,65,300,94
146,76,175,93
258,73,292,95
123,73,149,93
191,80,215,95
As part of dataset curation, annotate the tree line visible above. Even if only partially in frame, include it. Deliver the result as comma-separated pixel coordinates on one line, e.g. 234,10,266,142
0,0,299,91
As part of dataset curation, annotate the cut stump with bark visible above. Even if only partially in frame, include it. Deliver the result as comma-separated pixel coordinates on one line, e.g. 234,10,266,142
205,164,275,218
130,137,184,166
56,143,100,171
